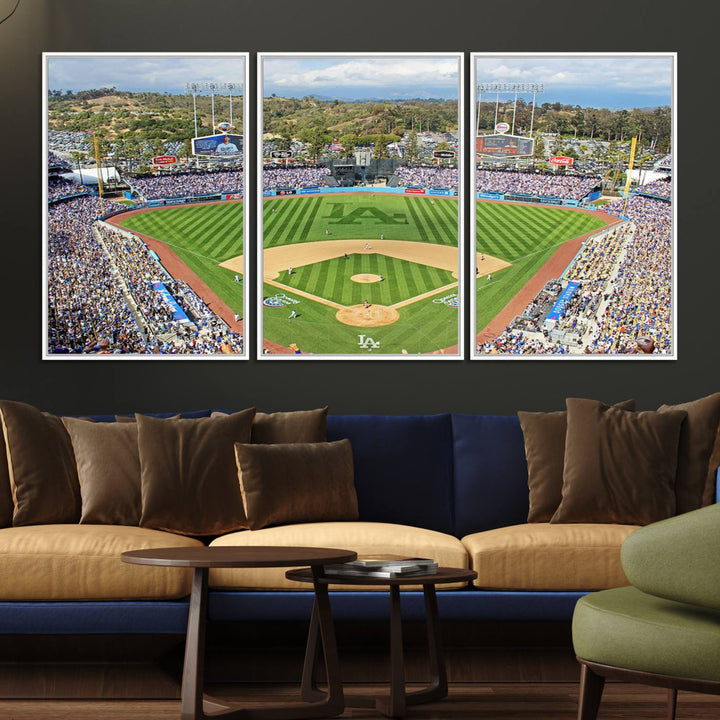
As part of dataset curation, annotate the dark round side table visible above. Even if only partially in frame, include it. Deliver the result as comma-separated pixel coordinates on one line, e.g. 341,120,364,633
286,565,477,718
122,546,356,720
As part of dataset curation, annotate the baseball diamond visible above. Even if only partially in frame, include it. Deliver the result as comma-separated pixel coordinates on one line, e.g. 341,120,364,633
260,193,461,355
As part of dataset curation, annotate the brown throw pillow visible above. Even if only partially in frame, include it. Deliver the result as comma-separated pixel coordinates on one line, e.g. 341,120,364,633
62,417,141,525
552,398,686,525
212,407,328,444
0,431,14,529
235,439,358,531
0,400,81,526
519,399,636,522
138,409,256,536
658,393,720,514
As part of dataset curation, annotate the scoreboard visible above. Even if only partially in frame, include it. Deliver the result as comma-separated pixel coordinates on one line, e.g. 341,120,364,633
477,134,534,158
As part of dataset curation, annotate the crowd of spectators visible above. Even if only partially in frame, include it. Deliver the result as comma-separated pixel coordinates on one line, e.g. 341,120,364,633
582,195,672,354
47,196,243,355
476,170,600,200
263,166,330,190
95,225,244,354
476,192,672,356
635,178,671,199
130,170,243,200
48,177,88,202
477,329,572,355
394,166,459,190
48,196,146,354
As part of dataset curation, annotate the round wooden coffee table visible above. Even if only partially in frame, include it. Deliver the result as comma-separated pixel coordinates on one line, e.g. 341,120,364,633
122,546,356,720
286,566,477,718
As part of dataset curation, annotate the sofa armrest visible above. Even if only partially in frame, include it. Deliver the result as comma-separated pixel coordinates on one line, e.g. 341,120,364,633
621,503,720,610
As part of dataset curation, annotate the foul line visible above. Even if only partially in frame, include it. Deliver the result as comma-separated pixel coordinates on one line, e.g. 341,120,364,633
391,282,459,309
264,279,344,310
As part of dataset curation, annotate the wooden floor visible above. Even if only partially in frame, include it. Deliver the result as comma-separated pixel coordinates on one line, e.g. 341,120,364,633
1,683,719,719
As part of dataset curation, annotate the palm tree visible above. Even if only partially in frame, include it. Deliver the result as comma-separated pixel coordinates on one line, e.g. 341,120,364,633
70,151,85,185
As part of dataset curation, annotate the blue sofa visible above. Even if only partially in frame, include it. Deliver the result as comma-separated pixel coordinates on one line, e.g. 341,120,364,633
0,411,649,637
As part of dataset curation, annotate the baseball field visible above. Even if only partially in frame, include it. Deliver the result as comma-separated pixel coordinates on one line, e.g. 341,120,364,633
110,195,610,356
255,193,463,355
475,202,608,335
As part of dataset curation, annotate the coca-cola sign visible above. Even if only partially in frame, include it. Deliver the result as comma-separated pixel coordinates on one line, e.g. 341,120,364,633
549,156,574,166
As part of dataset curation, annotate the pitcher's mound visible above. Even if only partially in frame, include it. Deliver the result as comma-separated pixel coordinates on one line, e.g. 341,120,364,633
351,273,382,284
336,304,400,327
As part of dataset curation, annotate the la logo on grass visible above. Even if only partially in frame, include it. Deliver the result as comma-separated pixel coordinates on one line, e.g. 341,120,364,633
358,334,380,350
325,203,406,225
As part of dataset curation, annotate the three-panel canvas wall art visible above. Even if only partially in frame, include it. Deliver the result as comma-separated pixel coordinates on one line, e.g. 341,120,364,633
43,52,675,360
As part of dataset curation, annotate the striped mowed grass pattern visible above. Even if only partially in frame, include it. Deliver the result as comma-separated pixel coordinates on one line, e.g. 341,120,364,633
263,195,457,248
119,202,244,260
117,202,244,315
276,253,455,307
477,202,605,259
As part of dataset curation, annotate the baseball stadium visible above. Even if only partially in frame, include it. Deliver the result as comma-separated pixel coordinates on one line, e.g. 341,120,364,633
45,56,247,357
472,66,673,358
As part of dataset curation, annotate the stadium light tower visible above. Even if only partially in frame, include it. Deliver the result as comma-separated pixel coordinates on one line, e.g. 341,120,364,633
186,81,243,134
186,83,201,138
227,82,239,127
477,83,544,136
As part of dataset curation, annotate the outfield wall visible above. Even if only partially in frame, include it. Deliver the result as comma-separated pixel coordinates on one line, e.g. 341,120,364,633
264,186,458,198
476,190,581,207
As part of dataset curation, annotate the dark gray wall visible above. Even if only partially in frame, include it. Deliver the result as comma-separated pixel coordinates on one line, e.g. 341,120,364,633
0,0,712,415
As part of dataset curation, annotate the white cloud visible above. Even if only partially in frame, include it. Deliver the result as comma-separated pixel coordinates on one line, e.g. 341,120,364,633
475,55,672,92
47,55,245,93
263,56,459,90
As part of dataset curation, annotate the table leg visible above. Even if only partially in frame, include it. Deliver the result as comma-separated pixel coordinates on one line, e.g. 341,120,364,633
181,566,343,720
345,583,448,718
405,584,447,705
375,585,407,718
300,597,323,702
181,567,208,720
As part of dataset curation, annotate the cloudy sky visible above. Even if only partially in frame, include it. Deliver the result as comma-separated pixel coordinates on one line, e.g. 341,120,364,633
475,55,673,109
262,56,460,100
47,55,245,94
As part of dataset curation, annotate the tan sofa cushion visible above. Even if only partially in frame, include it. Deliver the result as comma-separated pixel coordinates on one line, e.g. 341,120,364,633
209,521,469,591
462,523,639,591
0,525,202,600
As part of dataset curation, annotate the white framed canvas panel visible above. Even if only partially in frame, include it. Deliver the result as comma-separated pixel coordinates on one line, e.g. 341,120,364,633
470,53,676,360
43,52,249,359
257,52,464,360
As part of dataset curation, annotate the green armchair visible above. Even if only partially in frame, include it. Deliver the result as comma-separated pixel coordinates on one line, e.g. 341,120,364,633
572,503,720,720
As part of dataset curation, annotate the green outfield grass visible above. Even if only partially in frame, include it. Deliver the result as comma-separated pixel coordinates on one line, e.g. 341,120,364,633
475,202,607,333
275,253,455,307
117,202,244,315
264,194,457,248
263,283,459,355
